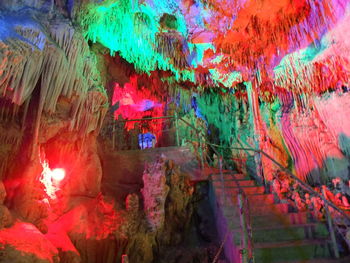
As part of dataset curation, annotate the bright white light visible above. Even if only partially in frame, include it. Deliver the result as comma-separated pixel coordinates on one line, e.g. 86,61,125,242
51,168,65,181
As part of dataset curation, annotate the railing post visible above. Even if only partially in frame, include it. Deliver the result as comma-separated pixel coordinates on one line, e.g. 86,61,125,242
238,193,248,263
200,140,204,169
175,113,180,146
196,133,204,170
112,119,116,150
219,156,225,205
322,188,340,259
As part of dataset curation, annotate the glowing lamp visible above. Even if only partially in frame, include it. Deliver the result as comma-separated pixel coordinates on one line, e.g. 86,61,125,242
51,168,65,181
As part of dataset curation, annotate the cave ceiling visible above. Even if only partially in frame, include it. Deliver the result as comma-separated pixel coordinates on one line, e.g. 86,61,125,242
78,0,350,93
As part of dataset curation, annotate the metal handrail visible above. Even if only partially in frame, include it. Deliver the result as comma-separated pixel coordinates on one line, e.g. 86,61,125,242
197,146,254,263
178,117,254,263
106,115,176,150
208,140,350,222
109,114,350,220
177,116,350,258
178,118,249,197
208,140,350,258
198,149,231,263
108,113,350,258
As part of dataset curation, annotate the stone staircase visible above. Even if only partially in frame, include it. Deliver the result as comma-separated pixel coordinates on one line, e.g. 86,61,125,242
210,172,350,263
100,145,349,262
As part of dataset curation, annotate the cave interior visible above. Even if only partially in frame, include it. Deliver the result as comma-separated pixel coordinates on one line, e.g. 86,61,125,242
1,0,350,263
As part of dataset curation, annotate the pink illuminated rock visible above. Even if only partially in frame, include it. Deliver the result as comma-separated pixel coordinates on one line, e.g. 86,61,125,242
141,156,170,231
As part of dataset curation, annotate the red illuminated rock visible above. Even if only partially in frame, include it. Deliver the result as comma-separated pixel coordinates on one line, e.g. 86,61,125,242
0,181,6,204
0,205,12,229
0,222,59,263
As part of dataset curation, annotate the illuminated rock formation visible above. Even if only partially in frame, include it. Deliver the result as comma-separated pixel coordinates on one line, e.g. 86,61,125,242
1,0,350,262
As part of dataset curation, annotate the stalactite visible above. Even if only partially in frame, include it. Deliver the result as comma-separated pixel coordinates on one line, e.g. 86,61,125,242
71,88,108,136
212,0,347,78
156,32,188,70
0,14,108,163
274,53,350,96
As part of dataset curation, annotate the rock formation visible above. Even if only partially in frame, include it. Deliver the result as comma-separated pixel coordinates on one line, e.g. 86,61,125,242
1,0,350,262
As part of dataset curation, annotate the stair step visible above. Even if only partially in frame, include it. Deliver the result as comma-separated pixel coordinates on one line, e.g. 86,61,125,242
212,180,256,187
256,212,310,226
252,223,328,243
230,223,327,245
231,193,275,206
254,222,327,232
255,238,328,249
276,255,350,263
250,203,289,215
254,239,331,263
215,185,265,195
226,212,311,230
211,173,247,181
222,203,289,218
